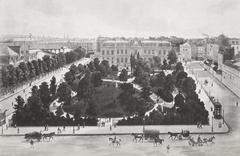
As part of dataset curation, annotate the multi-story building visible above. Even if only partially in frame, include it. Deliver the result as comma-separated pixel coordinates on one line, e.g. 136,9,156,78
218,53,240,97
196,45,206,60
229,39,240,56
94,37,171,69
206,43,219,63
179,42,197,62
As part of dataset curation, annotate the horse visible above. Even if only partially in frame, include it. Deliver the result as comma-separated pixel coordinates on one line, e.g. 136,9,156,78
131,133,144,142
110,137,121,147
188,137,199,146
42,132,55,141
203,136,215,144
168,132,178,140
153,137,164,146
108,136,116,146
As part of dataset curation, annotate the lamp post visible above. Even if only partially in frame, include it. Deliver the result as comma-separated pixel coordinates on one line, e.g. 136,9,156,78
222,107,224,125
211,116,214,133
143,117,145,133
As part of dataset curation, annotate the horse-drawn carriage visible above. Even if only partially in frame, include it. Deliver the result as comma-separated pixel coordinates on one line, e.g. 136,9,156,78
143,130,160,140
25,131,42,141
178,130,190,140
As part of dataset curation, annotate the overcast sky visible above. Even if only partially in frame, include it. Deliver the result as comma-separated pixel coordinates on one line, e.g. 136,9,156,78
0,0,240,38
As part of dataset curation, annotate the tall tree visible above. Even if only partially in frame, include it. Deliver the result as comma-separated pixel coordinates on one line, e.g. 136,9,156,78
167,49,177,65
12,96,25,125
91,71,102,87
57,82,72,105
19,62,29,81
39,82,51,109
64,71,74,86
119,68,128,81
7,65,17,87
50,76,57,97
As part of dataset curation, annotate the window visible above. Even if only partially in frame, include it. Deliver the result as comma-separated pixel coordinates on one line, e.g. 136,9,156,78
111,50,114,55
152,50,155,55
159,50,161,55
144,50,146,54
117,58,119,63
107,50,109,55
125,58,128,63
121,50,123,54
148,50,150,54
121,58,123,63
117,50,119,54
163,50,166,55
102,50,105,55
125,50,127,54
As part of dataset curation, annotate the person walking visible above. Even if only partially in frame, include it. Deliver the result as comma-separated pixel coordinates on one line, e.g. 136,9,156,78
17,128,20,134
167,145,170,153
110,125,112,131
30,140,34,148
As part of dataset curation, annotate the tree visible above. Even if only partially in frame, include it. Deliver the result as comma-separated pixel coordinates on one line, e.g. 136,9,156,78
164,74,174,93
86,101,98,117
64,71,74,86
55,106,64,117
130,54,136,73
39,82,51,109
152,56,162,69
174,93,185,109
77,72,94,102
181,77,196,97
27,61,36,79
141,86,151,100
42,55,52,72
57,82,72,105
175,62,184,73
19,62,29,81
93,58,100,70
119,69,128,81
1,66,9,88
12,96,25,125
162,59,168,70
91,71,102,87
50,76,57,97
7,65,17,87
111,65,118,76
69,64,79,77
167,49,177,65
31,85,39,96
32,60,40,76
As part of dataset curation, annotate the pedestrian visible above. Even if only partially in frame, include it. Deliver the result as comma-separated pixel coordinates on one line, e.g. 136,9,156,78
110,125,112,131
63,126,66,131
167,145,170,153
17,128,20,134
73,127,75,134
83,122,85,128
30,139,34,148
211,107,213,112
78,124,80,130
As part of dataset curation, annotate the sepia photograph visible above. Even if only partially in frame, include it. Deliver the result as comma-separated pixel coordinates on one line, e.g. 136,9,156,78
0,0,240,155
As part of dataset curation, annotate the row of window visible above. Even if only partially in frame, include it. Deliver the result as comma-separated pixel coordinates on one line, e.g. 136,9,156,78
102,57,129,63
102,49,128,55
102,49,168,55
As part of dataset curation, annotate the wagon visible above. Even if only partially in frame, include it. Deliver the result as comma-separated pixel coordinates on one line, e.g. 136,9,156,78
143,130,159,140
25,131,42,141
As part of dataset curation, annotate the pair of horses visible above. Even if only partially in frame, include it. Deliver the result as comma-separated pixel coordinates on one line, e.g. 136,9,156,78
42,132,55,141
131,133,144,143
109,137,121,147
188,136,215,146
153,137,164,146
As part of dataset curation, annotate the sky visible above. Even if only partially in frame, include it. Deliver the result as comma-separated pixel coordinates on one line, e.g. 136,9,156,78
0,0,240,38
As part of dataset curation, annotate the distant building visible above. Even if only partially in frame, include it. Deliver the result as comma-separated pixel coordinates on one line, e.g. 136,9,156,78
218,53,240,96
229,39,240,56
179,42,197,61
206,43,219,63
94,37,171,70
196,45,206,60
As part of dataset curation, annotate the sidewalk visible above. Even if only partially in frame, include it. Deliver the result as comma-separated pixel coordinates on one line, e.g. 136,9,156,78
0,122,229,136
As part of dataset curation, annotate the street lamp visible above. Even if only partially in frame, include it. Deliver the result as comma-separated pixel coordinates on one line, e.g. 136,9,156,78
222,107,224,125
211,116,214,133
143,117,145,133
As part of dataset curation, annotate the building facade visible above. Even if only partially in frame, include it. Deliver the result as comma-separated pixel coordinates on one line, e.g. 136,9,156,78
206,43,219,63
179,42,197,61
94,38,171,70
229,39,240,56
196,45,206,60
